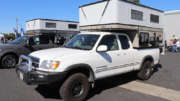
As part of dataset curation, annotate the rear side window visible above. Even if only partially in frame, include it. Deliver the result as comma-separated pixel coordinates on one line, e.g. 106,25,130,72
118,35,130,49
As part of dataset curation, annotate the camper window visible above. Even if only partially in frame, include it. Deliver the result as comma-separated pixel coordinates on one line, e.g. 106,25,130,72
131,9,143,21
46,22,56,28
139,32,149,47
68,24,77,29
150,14,159,23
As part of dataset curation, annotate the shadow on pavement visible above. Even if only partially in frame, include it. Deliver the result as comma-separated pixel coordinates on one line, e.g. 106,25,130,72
35,65,162,101
85,72,137,101
153,64,162,75
35,84,61,99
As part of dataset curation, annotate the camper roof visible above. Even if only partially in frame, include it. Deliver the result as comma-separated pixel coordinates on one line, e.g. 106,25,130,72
79,0,164,13
26,18,79,23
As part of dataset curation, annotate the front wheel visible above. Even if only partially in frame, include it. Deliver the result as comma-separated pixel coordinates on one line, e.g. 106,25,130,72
60,73,89,101
1,54,17,68
137,61,154,80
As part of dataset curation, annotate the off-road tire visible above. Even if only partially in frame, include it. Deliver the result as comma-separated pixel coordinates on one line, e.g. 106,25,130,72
137,61,154,80
60,73,89,101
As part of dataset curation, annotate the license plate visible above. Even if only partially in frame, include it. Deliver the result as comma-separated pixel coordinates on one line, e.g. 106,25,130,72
19,72,24,80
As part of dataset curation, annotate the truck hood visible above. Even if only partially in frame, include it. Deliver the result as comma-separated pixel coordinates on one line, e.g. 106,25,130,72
29,47,88,60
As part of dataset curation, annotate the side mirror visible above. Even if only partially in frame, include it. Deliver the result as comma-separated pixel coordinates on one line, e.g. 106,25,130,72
97,45,108,52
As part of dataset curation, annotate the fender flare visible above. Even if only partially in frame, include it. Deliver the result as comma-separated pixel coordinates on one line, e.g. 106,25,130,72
65,64,96,82
140,55,154,69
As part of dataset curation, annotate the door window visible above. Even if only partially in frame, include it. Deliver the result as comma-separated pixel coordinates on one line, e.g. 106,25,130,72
99,35,119,51
118,35,130,49
33,35,49,45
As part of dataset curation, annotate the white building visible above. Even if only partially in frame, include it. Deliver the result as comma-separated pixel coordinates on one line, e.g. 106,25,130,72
164,10,180,45
26,18,79,40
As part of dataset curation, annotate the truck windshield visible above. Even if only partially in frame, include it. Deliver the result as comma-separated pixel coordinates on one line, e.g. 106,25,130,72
65,34,100,50
10,36,28,44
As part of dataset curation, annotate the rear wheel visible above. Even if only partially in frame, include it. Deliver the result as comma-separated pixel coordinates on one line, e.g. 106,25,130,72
60,73,89,101
137,61,154,80
1,54,17,68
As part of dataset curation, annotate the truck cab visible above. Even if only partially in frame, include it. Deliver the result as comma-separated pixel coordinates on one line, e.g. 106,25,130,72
16,31,160,101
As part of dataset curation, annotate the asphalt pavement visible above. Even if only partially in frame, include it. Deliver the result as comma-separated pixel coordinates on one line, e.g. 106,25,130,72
0,52,180,101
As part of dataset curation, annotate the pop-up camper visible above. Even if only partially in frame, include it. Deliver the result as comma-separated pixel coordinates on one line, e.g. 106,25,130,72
79,0,164,48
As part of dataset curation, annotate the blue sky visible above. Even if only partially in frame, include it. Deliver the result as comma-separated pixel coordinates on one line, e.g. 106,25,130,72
0,0,180,33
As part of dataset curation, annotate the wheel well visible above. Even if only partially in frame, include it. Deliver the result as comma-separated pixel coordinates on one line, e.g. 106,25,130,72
139,56,154,70
66,66,95,83
142,56,154,66
0,52,19,63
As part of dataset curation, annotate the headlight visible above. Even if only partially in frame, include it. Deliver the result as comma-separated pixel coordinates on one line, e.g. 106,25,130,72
40,60,60,70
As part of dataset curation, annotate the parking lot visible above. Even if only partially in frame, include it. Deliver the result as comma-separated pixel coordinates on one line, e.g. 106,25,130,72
0,52,180,101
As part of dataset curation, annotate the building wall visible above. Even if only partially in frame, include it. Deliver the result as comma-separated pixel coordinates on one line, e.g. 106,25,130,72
26,19,79,32
80,0,163,29
164,11,180,45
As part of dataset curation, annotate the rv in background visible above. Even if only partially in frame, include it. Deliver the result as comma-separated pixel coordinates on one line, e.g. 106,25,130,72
26,18,79,43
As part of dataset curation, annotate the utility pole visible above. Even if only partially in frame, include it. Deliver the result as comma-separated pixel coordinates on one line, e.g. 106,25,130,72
16,18,19,38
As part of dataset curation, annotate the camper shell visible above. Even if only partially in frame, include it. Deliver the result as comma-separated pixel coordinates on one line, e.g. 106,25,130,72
79,0,164,48
26,18,79,42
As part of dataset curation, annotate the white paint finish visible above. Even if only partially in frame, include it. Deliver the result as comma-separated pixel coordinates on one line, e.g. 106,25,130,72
26,20,41,31
80,0,163,29
30,31,160,79
164,11,180,45
26,19,79,31
120,81,180,101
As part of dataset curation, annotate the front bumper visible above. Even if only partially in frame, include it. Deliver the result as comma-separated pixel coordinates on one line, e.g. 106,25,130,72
16,65,67,85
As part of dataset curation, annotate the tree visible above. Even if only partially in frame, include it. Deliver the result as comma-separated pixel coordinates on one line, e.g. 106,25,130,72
134,0,140,3
127,0,140,3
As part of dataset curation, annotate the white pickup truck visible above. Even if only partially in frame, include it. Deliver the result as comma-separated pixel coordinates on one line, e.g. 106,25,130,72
16,31,160,101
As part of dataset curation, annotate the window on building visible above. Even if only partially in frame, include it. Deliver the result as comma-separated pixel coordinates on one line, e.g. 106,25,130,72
118,35,130,49
131,9,143,21
150,14,159,23
68,24,77,29
45,22,56,28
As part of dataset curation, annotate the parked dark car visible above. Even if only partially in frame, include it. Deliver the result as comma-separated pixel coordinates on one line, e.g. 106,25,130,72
0,34,66,68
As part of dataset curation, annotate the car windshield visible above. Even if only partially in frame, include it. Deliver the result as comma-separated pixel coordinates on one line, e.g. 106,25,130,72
10,36,28,44
65,34,100,50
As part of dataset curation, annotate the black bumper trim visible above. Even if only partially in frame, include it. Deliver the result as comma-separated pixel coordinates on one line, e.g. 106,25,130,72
16,67,67,85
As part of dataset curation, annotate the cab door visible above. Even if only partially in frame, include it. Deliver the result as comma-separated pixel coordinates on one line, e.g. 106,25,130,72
117,35,134,72
95,35,121,78
31,35,53,51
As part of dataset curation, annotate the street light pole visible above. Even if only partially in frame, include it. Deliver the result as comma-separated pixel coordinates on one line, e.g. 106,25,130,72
16,18,19,38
